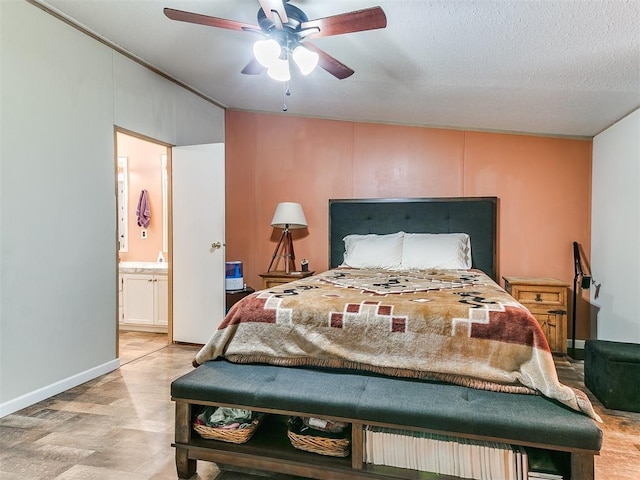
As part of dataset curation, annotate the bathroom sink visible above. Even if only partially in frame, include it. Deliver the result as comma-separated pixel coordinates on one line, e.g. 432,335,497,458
119,261,168,274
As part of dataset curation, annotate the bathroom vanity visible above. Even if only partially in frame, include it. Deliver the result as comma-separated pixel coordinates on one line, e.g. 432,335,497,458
119,262,168,333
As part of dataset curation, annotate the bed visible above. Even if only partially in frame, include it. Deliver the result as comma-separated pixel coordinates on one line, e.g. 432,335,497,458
195,197,597,420
171,197,601,480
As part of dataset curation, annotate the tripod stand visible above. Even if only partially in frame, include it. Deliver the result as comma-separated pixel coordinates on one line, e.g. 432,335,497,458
268,224,297,273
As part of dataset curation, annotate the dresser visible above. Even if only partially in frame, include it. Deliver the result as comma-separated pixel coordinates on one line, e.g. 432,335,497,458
503,276,568,355
259,271,314,289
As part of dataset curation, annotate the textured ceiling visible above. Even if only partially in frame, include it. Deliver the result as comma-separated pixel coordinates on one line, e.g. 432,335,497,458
36,0,640,137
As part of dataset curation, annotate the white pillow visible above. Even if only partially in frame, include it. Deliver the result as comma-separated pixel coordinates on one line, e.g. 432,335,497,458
401,233,472,270
342,232,404,270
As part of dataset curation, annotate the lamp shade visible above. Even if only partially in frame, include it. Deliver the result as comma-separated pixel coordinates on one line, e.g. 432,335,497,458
267,57,291,82
253,39,281,68
270,202,307,229
292,45,319,75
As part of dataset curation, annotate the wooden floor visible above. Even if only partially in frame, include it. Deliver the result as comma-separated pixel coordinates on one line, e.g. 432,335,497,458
1,332,638,479
118,331,169,366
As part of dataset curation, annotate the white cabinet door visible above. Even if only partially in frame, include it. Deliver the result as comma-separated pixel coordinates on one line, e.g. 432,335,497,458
122,274,154,325
121,272,168,331
172,143,225,344
155,275,168,327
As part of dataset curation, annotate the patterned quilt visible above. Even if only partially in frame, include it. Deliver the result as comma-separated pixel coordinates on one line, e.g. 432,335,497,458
195,268,600,421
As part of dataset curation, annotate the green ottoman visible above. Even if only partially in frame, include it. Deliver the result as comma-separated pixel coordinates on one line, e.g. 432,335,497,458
584,340,640,412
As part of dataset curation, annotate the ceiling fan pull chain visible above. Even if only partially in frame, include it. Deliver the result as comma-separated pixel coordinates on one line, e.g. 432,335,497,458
282,82,288,111
282,83,287,111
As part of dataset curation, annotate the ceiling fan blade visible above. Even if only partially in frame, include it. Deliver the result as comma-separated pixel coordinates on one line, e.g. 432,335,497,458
301,6,387,38
304,43,354,80
241,57,266,75
258,0,288,25
164,8,257,32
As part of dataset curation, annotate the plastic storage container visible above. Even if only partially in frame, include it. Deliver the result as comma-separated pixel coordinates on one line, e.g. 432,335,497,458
225,261,244,291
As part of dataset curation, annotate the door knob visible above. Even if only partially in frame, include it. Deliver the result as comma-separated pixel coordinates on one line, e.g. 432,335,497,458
211,242,222,250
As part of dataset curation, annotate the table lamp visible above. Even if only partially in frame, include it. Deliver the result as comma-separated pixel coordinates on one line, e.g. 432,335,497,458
268,202,307,273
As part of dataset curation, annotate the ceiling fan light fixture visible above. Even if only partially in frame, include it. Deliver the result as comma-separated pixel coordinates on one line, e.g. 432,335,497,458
267,57,291,82
253,38,281,68
165,3,388,85
292,45,319,75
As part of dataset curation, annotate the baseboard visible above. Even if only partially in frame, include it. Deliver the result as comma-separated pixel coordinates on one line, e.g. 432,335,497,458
566,340,586,360
120,324,167,334
567,339,585,349
0,358,120,418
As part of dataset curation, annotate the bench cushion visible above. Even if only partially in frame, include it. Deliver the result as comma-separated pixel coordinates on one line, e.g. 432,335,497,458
171,359,602,451
585,339,640,413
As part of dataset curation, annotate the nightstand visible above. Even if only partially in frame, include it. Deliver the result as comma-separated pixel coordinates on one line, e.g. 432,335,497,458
259,271,314,289
226,286,255,312
503,276,568,355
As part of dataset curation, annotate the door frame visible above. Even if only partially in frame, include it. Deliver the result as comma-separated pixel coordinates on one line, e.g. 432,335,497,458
114,126,174,357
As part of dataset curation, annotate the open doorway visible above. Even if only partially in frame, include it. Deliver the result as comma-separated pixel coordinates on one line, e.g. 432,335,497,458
115,129,172,364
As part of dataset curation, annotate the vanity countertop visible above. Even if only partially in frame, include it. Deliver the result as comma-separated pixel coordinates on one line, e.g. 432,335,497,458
119,261,168,274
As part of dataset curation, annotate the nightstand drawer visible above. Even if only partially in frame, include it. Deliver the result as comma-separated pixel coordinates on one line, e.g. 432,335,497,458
263,277,291,289
510,285,565,307
259,271,314,290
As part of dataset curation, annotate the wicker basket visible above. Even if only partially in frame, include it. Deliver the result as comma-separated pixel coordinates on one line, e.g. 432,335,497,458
287,429,351,457
193,413,265,444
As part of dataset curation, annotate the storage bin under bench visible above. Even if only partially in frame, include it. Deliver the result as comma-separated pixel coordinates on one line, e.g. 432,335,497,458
171,359,602,480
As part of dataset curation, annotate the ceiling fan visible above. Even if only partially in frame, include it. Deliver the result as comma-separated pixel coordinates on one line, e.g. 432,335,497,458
164,0,387,82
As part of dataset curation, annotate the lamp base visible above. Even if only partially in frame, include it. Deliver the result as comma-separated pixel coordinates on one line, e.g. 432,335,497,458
267,227,297,273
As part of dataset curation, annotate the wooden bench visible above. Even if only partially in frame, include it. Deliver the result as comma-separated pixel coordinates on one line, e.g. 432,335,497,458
171,359,602,480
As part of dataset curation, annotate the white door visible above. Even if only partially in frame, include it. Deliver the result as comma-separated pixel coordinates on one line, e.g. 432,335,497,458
172,143,225,344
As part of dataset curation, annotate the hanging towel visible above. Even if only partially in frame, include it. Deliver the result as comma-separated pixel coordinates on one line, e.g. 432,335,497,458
136,189,151,228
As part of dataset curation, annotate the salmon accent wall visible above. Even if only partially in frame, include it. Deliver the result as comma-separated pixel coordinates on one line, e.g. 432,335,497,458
225,110,593,340
117,131,168,262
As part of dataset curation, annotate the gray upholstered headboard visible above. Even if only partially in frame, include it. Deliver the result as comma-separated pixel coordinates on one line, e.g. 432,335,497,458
329,197,498,280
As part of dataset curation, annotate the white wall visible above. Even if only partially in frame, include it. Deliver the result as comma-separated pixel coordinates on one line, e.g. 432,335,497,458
0,1,224,416
591,108,640,344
